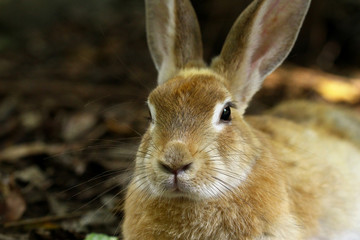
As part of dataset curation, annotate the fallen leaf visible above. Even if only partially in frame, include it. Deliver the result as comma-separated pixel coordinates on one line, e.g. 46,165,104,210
62,112,97,141
0,143,70,162
15,166,50,190
0,176,26,222
85,233,118,240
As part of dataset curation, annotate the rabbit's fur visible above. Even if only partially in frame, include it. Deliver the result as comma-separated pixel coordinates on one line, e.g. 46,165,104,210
122,0,360,239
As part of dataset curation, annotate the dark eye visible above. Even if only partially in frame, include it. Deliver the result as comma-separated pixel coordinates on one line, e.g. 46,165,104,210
146,109,153,122
220,106,231,121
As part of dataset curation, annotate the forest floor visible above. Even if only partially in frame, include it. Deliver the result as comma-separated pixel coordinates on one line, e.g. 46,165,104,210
1,64,360,240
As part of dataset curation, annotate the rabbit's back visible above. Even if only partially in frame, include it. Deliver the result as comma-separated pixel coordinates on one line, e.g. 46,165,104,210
268,100,360,147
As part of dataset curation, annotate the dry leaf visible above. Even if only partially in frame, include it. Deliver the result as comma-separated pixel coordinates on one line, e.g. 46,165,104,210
0,176,26,222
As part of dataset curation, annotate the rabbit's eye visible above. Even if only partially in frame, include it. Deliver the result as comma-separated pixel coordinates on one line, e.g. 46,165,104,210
220,106,231,121
147,109,153,122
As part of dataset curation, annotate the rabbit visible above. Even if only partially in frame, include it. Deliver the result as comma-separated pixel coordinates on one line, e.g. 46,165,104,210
122,0,360,239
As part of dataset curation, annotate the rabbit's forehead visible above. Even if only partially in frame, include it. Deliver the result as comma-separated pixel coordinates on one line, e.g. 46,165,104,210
148,74,230,113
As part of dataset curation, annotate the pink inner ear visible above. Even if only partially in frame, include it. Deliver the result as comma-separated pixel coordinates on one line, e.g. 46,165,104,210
262,0,281,24
250,0,290,70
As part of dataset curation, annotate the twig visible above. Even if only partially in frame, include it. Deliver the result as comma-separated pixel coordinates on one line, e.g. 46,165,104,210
0,233,27,240
0,143,79,162
2,212,84,228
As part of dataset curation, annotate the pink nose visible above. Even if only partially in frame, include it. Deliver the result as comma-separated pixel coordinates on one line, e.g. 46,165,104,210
159,162,192,175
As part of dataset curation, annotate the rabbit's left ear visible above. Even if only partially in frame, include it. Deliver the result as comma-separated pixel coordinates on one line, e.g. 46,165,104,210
145,0,204,85
212,0,311,114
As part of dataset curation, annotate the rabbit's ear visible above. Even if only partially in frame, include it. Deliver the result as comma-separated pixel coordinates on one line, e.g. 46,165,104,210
211,0,311,113
145,0,204,85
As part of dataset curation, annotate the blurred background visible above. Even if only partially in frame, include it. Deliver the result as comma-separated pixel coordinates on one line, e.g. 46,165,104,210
0,0,359,239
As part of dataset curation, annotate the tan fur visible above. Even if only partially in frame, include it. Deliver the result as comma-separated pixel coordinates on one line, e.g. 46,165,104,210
269,100,360,145
123,71,360,239
122,0,360,239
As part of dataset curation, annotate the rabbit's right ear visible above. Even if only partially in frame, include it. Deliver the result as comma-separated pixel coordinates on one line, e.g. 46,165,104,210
211,0,311,114
145,0,204,85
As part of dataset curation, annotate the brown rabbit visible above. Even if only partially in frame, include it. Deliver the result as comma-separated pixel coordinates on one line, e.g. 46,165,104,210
122,0,360,239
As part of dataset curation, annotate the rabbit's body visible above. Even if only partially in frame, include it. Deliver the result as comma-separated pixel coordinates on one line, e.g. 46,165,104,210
122,0,360,239
123,70,360,239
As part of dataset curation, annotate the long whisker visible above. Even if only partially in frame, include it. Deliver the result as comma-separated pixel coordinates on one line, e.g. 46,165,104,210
60,169,125,195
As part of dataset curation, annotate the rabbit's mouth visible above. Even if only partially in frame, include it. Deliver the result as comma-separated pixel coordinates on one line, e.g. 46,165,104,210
160,172,195,198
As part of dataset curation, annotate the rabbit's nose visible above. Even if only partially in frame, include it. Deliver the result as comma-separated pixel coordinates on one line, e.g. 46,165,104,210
159,162,192,175
161,140,193,174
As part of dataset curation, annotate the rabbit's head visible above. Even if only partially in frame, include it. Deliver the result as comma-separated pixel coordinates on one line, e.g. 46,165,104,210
133,0,311,200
